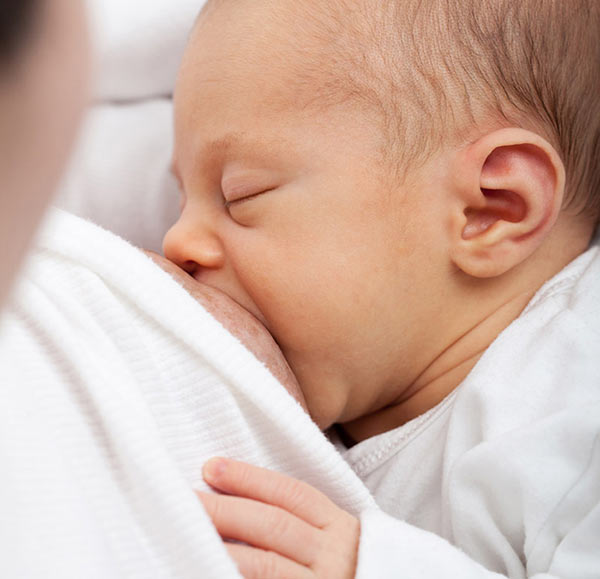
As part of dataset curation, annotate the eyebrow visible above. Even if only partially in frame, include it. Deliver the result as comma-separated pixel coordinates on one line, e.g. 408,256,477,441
203,133,247,157
171,133,245,177
172,132,293,182
202,133,292,161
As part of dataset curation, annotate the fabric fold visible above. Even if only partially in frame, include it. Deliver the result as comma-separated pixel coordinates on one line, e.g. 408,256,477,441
0,209,375,579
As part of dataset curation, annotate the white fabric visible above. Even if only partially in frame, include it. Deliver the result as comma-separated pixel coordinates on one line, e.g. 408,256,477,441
0,209,376,579
342,243,600,578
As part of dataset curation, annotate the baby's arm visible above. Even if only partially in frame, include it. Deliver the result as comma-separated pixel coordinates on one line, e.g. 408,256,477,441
198,458,599,579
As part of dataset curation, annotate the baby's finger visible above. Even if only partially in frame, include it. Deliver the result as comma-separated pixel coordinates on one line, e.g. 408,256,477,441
226,543,313,579
197,491,319,566
203,458,334,528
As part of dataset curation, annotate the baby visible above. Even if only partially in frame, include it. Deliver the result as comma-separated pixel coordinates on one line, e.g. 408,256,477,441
164,0,600,577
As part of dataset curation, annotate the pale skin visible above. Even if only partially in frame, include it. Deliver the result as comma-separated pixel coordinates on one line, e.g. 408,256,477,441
145,252,306,410
162,1,597,577
0,0,89,307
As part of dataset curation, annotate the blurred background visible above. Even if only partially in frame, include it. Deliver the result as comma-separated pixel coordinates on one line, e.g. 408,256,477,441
57,0,208,251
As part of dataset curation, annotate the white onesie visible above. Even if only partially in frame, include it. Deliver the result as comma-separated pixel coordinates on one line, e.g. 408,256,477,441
343,241,600,578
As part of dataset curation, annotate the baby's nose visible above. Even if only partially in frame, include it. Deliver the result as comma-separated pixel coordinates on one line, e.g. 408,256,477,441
162,220,226,276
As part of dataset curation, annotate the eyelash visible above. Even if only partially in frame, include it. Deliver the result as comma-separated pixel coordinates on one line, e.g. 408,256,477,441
224,188,274,209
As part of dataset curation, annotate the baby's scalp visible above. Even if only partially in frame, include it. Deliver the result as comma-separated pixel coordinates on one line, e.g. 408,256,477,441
202,0,600,225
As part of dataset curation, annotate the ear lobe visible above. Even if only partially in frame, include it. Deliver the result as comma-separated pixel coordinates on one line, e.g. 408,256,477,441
451,129,565,278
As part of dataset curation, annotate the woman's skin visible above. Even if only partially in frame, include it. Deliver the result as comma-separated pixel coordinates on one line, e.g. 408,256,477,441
0,0,89,307
146,252,307,409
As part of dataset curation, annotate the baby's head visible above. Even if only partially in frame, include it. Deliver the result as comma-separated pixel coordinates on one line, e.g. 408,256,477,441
165,0,599,430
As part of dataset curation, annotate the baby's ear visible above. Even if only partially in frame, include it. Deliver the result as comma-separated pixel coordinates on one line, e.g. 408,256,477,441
449,128,565,278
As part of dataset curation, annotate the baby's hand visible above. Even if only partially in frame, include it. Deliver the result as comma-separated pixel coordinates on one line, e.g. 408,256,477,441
197,458,360,579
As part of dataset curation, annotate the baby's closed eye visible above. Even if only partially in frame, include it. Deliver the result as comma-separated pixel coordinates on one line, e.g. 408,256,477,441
224,187,277,208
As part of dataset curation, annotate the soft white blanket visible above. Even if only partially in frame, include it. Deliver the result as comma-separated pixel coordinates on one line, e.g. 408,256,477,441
0,209,375,579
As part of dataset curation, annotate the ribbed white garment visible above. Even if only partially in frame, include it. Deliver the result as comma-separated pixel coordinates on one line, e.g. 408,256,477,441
0,209,375,579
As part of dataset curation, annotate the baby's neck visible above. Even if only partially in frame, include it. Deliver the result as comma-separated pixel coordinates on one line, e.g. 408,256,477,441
340,288,537,443
339,217,594,444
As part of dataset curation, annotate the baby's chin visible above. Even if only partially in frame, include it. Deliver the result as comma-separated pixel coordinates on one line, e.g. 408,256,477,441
145,251,307,412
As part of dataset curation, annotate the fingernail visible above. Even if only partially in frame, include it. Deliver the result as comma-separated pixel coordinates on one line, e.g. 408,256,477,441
204,458,228,481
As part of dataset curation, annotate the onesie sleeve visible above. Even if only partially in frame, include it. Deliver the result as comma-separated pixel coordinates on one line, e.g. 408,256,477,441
356,509,505,578
356,502,600,579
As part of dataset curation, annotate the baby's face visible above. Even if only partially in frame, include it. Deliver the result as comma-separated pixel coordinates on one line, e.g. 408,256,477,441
165,0,445,428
